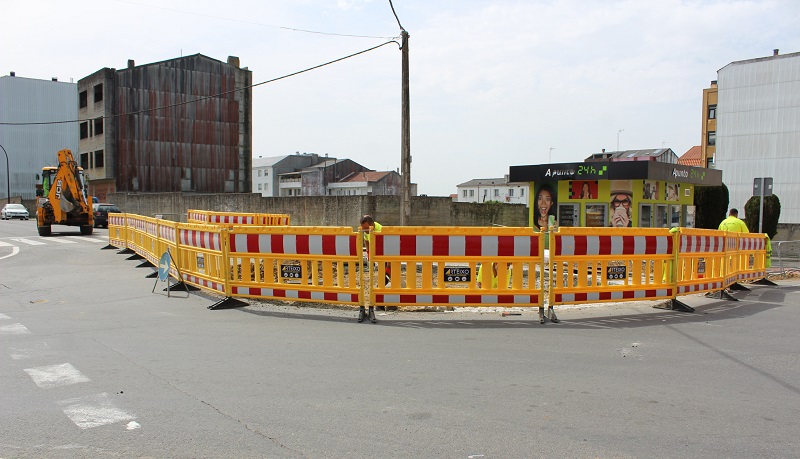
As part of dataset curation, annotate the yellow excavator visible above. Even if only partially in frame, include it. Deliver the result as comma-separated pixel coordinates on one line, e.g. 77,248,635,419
36,149,94,236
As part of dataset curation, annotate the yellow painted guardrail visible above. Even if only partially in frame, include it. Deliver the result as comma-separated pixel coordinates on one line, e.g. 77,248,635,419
187,209,290,226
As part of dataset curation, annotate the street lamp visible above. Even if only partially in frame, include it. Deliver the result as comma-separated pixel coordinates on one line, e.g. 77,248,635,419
617,129,624,151
0,144,9,204
548,147,555,163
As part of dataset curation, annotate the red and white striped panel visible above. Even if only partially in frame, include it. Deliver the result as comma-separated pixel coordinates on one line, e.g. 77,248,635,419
738,237,766,251
680,235,724,253
724,274,738,287
210,215,255,224
180,229,221,251
677,282,723,295
555,235,672,256
109,215,125,227
737,270,765,280
725,236,738,252
188,211,208,223
375,293,539,306
159,225,176,243
129,218,145,232
182,274,225,293
146,221,157,235
555,288,673,303
375,235,540,257
231,287,358,304
229,233,357,256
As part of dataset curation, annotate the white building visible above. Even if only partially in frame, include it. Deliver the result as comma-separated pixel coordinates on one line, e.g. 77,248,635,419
0,73,78,201
456,176,528,205
715,50,800,223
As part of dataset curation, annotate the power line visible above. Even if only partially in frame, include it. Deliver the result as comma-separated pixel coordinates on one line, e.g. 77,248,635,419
114,0,396,39
0,41,398,127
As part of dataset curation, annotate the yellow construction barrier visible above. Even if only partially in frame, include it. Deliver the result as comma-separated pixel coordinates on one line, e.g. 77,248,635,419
107,213,127,249
173,223,228,294
225,226,363,305
735,233,767,282
187,209,291,226
674,228,727,295
549,228,675,305
369,227,545,308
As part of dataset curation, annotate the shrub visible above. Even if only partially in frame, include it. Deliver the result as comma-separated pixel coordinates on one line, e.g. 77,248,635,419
744,194,781,238
693,183,729,229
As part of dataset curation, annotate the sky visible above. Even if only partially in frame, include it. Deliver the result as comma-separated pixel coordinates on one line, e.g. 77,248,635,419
2,0,800,197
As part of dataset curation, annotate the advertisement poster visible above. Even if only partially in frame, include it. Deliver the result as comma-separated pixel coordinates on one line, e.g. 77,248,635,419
609,180,633,227
665,182,680,201
643,180,659,200
570,180,598,200
534,182,557,230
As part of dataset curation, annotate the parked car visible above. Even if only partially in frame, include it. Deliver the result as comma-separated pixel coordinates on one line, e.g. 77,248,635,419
92,203,121,228
1,203,30,220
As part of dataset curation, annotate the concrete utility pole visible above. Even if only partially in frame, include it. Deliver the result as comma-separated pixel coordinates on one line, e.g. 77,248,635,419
399,31,411,225
392,0,411,226
0,144,9,204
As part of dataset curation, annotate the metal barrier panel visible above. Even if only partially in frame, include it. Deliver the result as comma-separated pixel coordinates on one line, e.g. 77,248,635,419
736,233,767,282
175,223,228,294
675,228,726,295
107,213,127,248
370,227,545,308
226,226,363,305
773,241,800,276
550,228,674,305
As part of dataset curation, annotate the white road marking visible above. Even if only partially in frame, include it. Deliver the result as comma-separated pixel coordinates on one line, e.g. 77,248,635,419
24,363,92,389
0,240,13,247
0,246,20,260
8,341,51,360
66,236,106,243
0,313,10,320
10,238,45,246
59,393,135,429
45,237,77,244
0,323,31,335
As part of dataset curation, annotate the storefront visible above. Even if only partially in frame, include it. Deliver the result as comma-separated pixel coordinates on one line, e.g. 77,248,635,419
508,161,722,229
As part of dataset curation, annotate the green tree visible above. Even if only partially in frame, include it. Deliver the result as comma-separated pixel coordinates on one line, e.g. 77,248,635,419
744,194,781,238
693,183,729,229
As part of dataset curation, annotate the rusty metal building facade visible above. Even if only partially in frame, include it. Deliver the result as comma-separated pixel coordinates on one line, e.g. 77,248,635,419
78,54,252,201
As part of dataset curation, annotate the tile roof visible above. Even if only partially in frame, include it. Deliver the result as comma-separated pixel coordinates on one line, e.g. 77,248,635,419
339,171,391,183
678,146,704,167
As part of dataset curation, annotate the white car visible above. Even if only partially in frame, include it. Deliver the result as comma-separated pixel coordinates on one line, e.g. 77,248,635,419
1,203,30,220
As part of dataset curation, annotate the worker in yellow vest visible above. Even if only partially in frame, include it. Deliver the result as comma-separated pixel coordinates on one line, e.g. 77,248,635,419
718,208,749,233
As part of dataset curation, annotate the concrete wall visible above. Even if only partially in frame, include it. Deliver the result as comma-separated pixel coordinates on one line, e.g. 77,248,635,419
107,192,530,228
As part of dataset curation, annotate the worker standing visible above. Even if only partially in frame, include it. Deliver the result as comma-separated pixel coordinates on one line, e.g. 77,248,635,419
718,208,749,233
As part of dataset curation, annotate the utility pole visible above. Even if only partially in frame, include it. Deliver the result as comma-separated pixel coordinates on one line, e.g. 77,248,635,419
391,0,411,226
617,129,624,151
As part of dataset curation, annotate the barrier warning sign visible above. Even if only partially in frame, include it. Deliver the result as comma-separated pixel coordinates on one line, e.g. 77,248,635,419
444,267,471,283
606,265,627,280
281,264,302,279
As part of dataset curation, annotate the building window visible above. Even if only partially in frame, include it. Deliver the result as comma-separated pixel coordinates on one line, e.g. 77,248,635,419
94,84,103,103
258,170,262,177
94,150,104,168
706,157,714,168
79,91,87,108
521,188,525,197
94,117,103,136
707,131,716,146
258,184,262,190
462,190,467,198
80,153,89,170
708,104,716,120
469,190,475,197
493,189,499,197
79,122,88,139
509,189,515,197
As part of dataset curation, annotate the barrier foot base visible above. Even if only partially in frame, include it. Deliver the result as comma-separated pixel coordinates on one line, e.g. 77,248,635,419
654,299,695,313
754,278,779,286
705,289,739,301
145,271,158,278
729,282,751,291
164,281,199,292
136,261,154,268
126,254,144,261
208,297,248,310
101,244,117,250
117,248,135,255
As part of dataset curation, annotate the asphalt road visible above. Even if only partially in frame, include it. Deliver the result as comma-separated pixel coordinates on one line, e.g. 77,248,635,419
1,219,799,458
